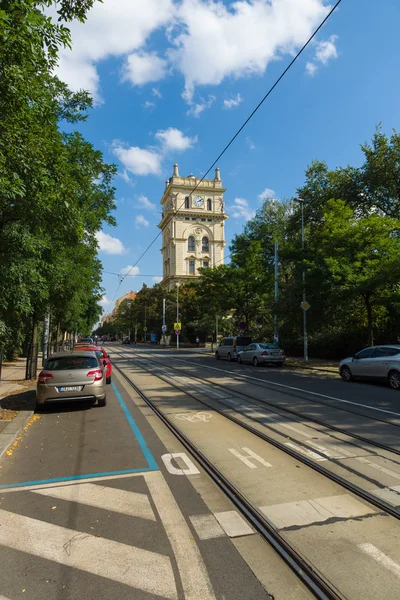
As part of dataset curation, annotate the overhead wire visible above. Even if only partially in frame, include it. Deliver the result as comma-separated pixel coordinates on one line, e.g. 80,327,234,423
109,0,343,301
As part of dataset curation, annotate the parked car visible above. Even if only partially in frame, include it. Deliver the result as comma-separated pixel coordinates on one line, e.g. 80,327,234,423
79,337,94,345
339,345,400,390
215,336,252,361
36,352,107,407
73,345,112,384
237,343,286,367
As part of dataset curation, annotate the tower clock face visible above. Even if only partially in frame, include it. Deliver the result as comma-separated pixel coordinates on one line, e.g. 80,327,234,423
193,196,204,208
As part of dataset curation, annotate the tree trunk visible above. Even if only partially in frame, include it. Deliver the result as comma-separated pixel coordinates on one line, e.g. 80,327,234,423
364,293,374,347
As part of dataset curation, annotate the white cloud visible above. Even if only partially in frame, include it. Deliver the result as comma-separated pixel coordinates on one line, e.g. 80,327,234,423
152,88,162,98
306,35,338,76
99,295,112,308
112,142,162,176
186,95,215,118
246,137,256,150
136,214,150,228
258,187,276,201
120,265,140,276
231,197,256,221
119,169,133,183
137,195,156,211
143,100,156,109
223,93,243,109
170,0,329,101
152,276,163,283
96,231,126,254
122,51,168,86
52,0,172,100
155,127,197,151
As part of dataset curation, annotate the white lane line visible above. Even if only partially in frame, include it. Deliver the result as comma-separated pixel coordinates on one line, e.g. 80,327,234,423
228,447,272,469
355,457,400,480
144,471,216,600
358,543,400,579
214,511,254,537
32,482,156,521
0,508,177,599
307,441,355,459
169,357,400,417
0,471,148,494
285,442,327,462
261,494,375,529
189,514,225,540
370,485,400,505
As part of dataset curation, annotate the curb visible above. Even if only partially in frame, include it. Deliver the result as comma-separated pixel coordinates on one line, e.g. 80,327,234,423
0,408,35,463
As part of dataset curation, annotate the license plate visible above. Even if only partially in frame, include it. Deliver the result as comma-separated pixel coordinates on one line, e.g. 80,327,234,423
271,352,280,355
58,386,83,392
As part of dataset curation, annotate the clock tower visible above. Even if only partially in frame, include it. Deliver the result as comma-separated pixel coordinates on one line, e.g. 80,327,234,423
158,164,228,290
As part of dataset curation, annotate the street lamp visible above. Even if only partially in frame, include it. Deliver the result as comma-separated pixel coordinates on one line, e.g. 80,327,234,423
294,197,308,362
176,283,180,350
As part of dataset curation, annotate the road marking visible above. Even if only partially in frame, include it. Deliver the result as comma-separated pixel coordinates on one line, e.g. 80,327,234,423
307,440,355,459
161,452,200,475
168,357,400,417
370,485,400,505
358,543,400,579
0,508,177,599
214,511,254,537
111,381,158,470
261,494,375,529
144,471,216,600
176,412,212,423
32,482,156,520
285,442,327,461
228,447,272,469
355,457,400,480
189,514,225,540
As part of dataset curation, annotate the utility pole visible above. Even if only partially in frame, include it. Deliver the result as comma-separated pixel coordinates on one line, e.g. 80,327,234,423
216,315,219,347
295,197,308,362
42,312,50,366
162,298,166,347
144,306,147,344
274,241,279,345
176,284,180,350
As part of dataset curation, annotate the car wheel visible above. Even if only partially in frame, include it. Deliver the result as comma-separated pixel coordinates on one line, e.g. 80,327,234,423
388,370,400,390
215,352,220,360
106,376,111,384
228,353,233,362
253,356,259,367
98,396,107,407
340,366,353,382
238,355,242,364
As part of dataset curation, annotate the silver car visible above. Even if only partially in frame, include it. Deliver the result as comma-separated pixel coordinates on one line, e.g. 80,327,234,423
237,343,286,367
36,352,107,407
215,336,252,361
339,345,400,390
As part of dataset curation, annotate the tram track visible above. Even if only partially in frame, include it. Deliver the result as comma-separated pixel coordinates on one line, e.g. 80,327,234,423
112,349,400,521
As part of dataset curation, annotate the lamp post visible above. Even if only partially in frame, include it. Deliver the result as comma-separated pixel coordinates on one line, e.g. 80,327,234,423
176,283,180,350
294,197,308,362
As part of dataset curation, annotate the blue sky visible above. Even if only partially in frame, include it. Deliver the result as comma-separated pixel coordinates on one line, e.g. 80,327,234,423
54,0,400,317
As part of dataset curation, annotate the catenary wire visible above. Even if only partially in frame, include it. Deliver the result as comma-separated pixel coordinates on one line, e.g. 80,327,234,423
110,0,343,300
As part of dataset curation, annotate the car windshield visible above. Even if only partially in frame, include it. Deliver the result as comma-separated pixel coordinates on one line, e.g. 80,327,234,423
45,356,98,370
259,344,280,350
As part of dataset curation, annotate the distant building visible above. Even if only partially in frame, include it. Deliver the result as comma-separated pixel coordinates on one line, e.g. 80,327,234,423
101,291,136,324
158,164,228,290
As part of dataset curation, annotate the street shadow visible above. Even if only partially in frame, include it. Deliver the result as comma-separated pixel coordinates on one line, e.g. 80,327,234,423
0,389,36,411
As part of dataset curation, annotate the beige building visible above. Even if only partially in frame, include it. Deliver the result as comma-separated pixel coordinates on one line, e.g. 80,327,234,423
159,164,228,289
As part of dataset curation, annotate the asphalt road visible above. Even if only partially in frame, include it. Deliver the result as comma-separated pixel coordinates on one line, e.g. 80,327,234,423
0,369,272,600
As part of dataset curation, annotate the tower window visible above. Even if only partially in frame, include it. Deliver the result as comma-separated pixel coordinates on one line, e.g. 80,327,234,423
188,236,195,252
189,260,195,274
207,198,212,211
203,261,209,268
184,196,190,209
202,236,209,252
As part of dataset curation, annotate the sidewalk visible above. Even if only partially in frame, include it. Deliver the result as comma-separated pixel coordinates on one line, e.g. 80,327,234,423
0,357,36,433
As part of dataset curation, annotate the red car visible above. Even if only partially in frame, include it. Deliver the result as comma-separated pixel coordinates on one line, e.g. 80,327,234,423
73,346,112,384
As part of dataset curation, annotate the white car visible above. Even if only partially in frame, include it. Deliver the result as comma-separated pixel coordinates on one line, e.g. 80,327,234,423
339,345,400,390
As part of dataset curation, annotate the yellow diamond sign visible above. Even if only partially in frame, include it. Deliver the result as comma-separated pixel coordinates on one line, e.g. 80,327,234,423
300,301,311,311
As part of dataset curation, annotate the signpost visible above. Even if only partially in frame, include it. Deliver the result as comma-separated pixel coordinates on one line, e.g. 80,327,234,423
300,301,311,312
174,322,181,349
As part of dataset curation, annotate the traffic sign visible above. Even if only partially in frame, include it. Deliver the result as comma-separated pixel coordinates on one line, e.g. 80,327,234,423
175,330,181,336
300,301,311,311
143,327,148,331
162,325,167,333
174,322,181,330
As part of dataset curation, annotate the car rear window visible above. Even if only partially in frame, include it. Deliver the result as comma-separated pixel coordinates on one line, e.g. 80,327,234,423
237,337,252,346
259,344,280,350
224,338,234,345
45,356,98,370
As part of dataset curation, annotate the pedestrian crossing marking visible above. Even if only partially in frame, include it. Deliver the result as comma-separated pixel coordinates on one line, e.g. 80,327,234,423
33,482,156,520
0,508,177,599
